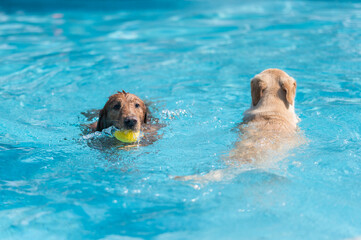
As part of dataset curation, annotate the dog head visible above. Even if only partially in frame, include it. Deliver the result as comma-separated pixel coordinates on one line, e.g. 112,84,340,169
96,91,147,132
250,69,297,109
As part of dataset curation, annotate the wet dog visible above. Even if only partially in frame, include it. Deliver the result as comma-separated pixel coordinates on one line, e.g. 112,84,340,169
86,91,161,147
228,68,300,165
243,68,298,133
176,69,303,182
90,90,147,132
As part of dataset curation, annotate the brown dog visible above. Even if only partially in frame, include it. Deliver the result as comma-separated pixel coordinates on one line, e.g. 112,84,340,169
89,90,147,133
84,91,162,148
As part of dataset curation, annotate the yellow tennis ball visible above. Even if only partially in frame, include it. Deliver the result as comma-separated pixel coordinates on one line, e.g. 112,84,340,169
113,130,140,143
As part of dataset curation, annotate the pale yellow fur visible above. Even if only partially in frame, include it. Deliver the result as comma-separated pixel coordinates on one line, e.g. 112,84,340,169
176,69,304,183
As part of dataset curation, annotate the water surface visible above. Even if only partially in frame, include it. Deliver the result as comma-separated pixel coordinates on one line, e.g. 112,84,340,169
1,0,361,239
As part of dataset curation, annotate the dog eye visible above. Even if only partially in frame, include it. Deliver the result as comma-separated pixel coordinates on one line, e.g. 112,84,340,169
113,103,121,110
135,103,140,108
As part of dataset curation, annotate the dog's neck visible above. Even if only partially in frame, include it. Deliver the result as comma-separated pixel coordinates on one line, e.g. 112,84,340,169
243,103,299,129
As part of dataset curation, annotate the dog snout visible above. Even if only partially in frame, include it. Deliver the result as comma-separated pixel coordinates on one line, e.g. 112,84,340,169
124,117,138,129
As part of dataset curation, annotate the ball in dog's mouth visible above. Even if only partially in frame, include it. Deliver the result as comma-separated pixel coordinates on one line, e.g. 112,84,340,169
113,130,140,143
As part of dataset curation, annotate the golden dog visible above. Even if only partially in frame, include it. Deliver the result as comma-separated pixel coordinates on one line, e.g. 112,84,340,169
92,90,147,132
86,91,162,147
177,69,303,182
229,68,300,165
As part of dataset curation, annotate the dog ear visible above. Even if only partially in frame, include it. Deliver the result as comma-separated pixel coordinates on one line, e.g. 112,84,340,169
282,80,297,106
96,108,107,131
144,112,148,124
142,102,150,124
143,105,149,124
251,77,266,106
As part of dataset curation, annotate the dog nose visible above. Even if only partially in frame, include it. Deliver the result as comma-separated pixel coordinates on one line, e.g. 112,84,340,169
124,117,138,129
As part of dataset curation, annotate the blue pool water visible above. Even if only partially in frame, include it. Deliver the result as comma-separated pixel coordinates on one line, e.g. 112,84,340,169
1,0,361,239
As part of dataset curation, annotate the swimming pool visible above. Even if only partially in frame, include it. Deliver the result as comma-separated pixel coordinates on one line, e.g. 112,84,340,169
1,0,361,239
